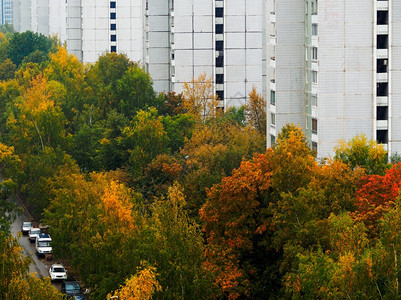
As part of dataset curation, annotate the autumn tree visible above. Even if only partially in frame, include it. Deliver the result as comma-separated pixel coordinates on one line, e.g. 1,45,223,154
182,73,220,122
108,263,161,300
245,87,266,136
334,134,389,175
352,163,401,236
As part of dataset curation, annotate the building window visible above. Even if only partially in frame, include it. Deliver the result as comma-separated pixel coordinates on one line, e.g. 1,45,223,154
216,24,224,34
111,46,116,53
377,106,388,120
377,59,388,73
270,90,275,105
216,41,224,51
312,95,317,107
216,56,223,67
377,130,388,144
216,74,224,84
312,71,318,83
312,118,317,133
110,1,116,8
377,82,388,96
271,135,276,146
377,35,388,49
110,12,116,19
271,113,276,126
312,24,318,35
311,0,318,15
111,35,116,42
312,47,318,60
312,141,317,151
377,10,388,25
216,90,224,100
215,8,223,18
110,23,116,31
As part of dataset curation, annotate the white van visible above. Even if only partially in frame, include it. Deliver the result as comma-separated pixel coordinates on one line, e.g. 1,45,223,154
35,233,52,257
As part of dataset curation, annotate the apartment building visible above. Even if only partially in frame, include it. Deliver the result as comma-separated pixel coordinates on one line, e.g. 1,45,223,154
0,0,13,25
267,0,401,158
14,0,263,107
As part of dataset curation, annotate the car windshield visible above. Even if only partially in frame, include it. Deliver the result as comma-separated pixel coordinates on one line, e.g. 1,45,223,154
66,282,80,291
53,267,65,273
38,241,51,247
23,222,32,227
30,229,40,234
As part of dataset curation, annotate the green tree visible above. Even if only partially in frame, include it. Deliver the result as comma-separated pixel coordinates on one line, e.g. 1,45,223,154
7,31,57,67
334,134,389,175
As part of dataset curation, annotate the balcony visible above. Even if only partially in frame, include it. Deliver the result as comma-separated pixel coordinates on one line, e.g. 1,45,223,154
377,73,388,82
270,34,276,46
377,25,388,35
270,79,276,91
377,0,389,10
377,96,388,106
377,120,388,130
270,12,276,23
270,57,276,68
377,49,388,59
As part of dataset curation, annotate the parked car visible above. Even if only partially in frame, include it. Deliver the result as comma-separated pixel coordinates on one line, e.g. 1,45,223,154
49,263,67,281
35,233,52,257
21,222,33,235
61,280,87,299
28,227,41,243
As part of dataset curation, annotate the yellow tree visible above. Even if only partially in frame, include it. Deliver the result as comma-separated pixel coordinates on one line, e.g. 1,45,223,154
245,87,266,136
182,73,220,122
107,262,161,300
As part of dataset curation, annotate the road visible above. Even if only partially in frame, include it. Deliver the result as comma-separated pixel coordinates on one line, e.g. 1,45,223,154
11,211,51,278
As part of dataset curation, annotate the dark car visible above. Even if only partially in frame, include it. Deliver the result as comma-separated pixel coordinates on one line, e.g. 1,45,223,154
61,280,87,299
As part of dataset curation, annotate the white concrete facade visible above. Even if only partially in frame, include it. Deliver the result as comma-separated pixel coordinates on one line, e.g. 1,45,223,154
0,0,13,25
14,0,264,108
267,0,401,158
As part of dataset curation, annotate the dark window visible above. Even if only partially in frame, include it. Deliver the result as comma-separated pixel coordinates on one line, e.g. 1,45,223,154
216,41,223,51
216,74,224,84
377,106,388,120
377,10,388,25
270,135,276,146
377,59,388,73
110,12,116,19
111,46,116,53
216,24,223,34
216,90,224,100
111,35,116,42
216,56,223,67
110,23,116,31
110,1,116,8
312,141,317,151
312,118,317,133
377,35,388,49
377,82,388,96
377,130,388,144
215,8,223,18
270,91,275,105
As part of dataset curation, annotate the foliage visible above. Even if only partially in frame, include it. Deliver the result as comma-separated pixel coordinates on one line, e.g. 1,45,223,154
334,134,389,175
108,262,161,300
0,233,63,299
245,87,266,136
182,73,220,122
7,31,57,67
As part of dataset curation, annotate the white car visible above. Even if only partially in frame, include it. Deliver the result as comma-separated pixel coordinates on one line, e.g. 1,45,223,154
28,228,41,243
49,263,67,281
21,222,33,235
35,233,52,257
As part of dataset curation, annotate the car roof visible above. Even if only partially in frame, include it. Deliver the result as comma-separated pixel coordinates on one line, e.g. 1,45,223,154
52,263,65,268
23,222,32,225
38,233,51,238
